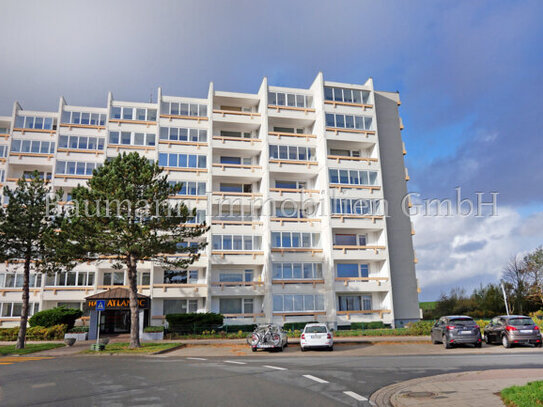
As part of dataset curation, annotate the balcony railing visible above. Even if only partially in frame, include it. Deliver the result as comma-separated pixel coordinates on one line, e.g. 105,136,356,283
270,217,321,226
268,105,315,114
273,311,326,321
324,100,373,110
329,184,381,193
326,127,375,136
213,109,260,118
211,281,264,290
108,119,157,127
337,309,391,319
153,283,206,293
212,136,261,145
331,214,383,223
271,248,323,256
211,250,264,259
269,188,320,196
268,131,316,141
327,155,378,165
333,245,386,254
160,113,208,122
212,163,261,172
269,159,317,168
335,277,389,286
59,123,106,131
272,279,324,288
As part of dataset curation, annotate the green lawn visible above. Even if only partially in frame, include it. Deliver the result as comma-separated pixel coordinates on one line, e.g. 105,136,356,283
501,381,543,407
84,342,182,354
0,343,65,356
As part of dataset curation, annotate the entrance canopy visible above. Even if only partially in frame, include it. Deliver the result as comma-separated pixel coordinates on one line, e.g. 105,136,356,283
85,287,150,310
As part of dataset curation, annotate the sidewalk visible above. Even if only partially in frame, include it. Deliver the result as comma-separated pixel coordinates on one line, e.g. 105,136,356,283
371,369,543,407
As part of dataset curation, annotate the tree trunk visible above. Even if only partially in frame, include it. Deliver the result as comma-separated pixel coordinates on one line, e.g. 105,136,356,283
16,255,31,349
127,255,140,348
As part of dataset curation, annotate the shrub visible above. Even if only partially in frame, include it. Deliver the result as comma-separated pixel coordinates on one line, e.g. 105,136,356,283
144,326,165,333
165,313,223,334
283,322,317,331
68,326,89,333
29,307,83,330
351,321,385,330
0,325,67,341
406,320,434,335
221,324,256,333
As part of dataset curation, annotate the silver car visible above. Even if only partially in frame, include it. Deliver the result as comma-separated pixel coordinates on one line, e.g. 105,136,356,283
247,324,288,352
484,315,542,348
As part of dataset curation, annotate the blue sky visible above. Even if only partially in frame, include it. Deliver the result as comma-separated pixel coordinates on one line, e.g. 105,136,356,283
1,0,542,300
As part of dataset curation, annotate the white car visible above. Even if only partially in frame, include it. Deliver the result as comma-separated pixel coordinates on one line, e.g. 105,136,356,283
300,323,333,351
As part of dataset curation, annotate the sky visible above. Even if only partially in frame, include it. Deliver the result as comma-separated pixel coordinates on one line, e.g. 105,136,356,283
1,0,542,301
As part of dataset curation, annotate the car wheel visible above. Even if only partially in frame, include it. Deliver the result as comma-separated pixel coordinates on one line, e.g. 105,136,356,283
252,347,257,352
443,336,451,349
484,334,491,344
328,346,334,352
475,342,482,348
301,347,306,352
536,343,542,348
432,338,439,344
502,335,511,349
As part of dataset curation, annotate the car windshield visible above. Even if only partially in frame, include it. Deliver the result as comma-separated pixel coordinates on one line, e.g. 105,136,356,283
305,326,327,333
508,318,533,326
449,318,474,326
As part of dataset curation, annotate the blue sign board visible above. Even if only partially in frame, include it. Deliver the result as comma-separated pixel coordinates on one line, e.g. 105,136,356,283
96,300,106,312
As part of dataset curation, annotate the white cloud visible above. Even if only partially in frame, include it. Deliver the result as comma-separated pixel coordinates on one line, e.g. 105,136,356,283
413,207,543,294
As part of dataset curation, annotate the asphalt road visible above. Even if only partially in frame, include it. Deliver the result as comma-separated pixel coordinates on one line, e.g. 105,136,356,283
1,349,543,407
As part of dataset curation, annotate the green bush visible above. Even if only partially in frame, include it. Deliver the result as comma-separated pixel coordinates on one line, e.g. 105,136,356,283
221,324,256,332
166,313,223,334
29,307,83,330
351,321,385,330
68,326,89,333
406,320,434,335
0,325,67,341
283,322,317,331
144,326,165,333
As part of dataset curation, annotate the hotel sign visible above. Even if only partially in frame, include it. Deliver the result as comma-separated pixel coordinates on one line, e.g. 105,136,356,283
86,298,149,310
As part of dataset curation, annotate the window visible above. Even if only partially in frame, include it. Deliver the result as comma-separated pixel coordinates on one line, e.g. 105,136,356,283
271,232,319,248
162,102,207,118
274,180,306,190
61,111,106,126
329,148,361,158
164,299,198,315
56,161,98,176
158,153,206,169
0,273,42,288
45,271,94,286
160,127,207,142
325,113,372,130
58,135,105,151
0,145,8,158
268,92,311,108
109,131,156,146
103,272,124,286
337,264,370,278
338,295,373,311
219,298,254,314
111,106,157,122
169,181,206,196
329,169,378,186
138,272,150,286
11,139,55,154
219,130,253,139
0,127,9,134
331,198,381,215
269,145,312,161
212,235,260,251
273,126,304,134
324,87,370,104
14,115,56,130
272,263,322,280
163,269,198,284
0,302,39,317
272,294,324,312
220,156,241,165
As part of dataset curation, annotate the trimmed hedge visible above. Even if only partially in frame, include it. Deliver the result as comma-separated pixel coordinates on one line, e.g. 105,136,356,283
0,324,67,341
144,326,165,333
68,326,89,333
221,324,256,332
351,321,385,330
166,313,223,334
406,320,434,335
29,307,83,330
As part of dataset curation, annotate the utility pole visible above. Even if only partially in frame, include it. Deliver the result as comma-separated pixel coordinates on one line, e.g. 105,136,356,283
501,283,510,316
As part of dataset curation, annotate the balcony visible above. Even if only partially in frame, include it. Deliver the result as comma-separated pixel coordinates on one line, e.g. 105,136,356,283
330,214,385,229
212,135,262,151
268,187,320,200
333,245,387,261
212,108,261,126
268,131,316,142
334,277,390,292
324,99,373,111
270,217,321,228
271,248,323,257
272,279,324,288
336,309,392,320
327,155,378,167
223,313,265,322
268,159,318,174
152,283,207,298
9,152,54,166
210,281,264,296
272,311,326,322
329,184,381,195
212,163,262,178
325,128,376,145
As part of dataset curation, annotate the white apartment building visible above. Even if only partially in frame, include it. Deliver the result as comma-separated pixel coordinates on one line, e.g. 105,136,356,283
0,73,420,331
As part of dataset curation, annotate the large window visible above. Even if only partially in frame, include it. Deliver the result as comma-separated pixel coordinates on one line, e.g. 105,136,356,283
0,302,39,317
331,198,381,215
324,87,370,104
0,127,9,134
45,271,95,287
338,295,372,311
336,264,370,278
334,234,367,246
325,113,372,130
271,232,319,248
0,273,42,288
169,181,206,196
161,102,207,118
184,210,206,224
158,153,206,169
219,298,253,314
273,294,324,312
163,270,198,284
272,263,322,280
269,145,313,161
329,169,378,186
14,116,56,130
274,180,306,190
212,235,261,251
329,148,361,157
102,272,125,286
160,127,207,142
0,145,8,158
268,92,311,108
61,111,106,126
164,299,198,314
272,126,304,134
56,161,99,176
11,139,55,154
109,131,156,146
219,269,254,283
110,106,157,122
58,135,105,151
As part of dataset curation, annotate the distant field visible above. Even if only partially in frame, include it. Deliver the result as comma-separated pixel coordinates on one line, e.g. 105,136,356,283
419,301,437,311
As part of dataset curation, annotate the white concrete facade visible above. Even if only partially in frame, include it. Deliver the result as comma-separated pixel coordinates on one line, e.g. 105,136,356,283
0,73,419,329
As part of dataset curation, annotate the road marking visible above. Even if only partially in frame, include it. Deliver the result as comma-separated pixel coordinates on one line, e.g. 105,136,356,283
224,360,246,365
32,383,56,389
302,374,329,384
186,357,207,361
263,365,287,370
0,362,12,365
343,391,367,401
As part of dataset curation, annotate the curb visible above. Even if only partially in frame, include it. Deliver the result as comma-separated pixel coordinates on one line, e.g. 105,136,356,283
151,344,186,355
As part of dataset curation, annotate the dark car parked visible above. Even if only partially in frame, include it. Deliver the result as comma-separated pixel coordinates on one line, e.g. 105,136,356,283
431,315,482,349
484,315,542,348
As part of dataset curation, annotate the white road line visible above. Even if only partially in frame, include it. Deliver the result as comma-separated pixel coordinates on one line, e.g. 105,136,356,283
263,365,287,370
224,360,247,365
186,357,207,361
343,391,368,401
302,374,329,384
